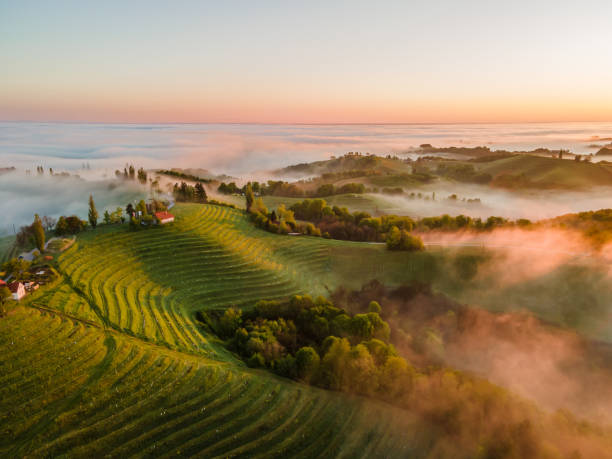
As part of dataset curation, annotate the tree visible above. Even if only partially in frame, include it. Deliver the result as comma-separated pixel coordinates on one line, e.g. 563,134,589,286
295,346,320,382
126,203,135,218
386,226,424,251
111,207,123,223
88,195,98,228
128,165,135,180
245,183,255,212
368,301,382,314
194,182,208,203
55,215,86,235
2,258,31,280
15,224,34,247
103,210,111,224
55,216,68,235
137,167,147,184
136,200,147,216
219,307,242,338
32,214,45,251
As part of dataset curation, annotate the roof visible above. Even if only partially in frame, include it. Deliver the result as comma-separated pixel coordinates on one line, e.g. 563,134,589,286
155,211,175,220
8,281,23,293
0,279,6,286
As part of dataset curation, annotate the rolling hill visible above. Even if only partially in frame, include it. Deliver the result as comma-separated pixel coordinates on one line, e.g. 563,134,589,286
3,203,612,456
0,204,431,456
475,155,612,189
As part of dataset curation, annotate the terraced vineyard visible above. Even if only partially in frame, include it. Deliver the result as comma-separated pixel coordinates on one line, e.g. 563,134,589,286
0,307,420,457
50,204,337,358
0,203,429,456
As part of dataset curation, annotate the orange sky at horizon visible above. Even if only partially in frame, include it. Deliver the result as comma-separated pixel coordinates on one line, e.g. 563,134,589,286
2,1,612,124
3,91,612,124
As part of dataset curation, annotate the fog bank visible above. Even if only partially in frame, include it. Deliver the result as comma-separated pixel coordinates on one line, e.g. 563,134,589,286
0,171,146,235
374,183,612,220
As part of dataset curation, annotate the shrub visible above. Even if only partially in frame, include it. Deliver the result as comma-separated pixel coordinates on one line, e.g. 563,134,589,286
386,227,424,251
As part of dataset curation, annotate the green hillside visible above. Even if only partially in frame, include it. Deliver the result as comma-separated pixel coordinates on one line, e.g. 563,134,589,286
0,203,433,456
476,155,612,189
3,203,612,456
0,307,418,458
275,154,412,177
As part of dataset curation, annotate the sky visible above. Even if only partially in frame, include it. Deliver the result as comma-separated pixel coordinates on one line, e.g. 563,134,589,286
1,0,612,124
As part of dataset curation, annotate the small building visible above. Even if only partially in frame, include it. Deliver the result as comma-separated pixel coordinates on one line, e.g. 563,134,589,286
8,282,26,301
154,211,175,224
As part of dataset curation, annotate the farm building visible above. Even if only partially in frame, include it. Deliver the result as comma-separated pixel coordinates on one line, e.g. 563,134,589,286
155,211,175,224
8,282,26,300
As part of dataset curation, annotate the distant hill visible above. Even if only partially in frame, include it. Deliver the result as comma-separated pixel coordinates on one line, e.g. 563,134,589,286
418,144,563,159
596,147,612,156
476,155,612,190
276,151,612,191
274,153,412,177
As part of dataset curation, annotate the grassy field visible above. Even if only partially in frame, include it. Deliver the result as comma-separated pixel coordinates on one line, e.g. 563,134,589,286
3,202,612,455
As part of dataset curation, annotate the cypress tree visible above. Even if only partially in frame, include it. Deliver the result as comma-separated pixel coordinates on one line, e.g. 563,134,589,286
32,214,45,251
245,183,254,212
195,182,208,203
88,195,99,228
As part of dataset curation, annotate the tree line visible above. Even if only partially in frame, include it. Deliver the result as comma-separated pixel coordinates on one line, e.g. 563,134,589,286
157,170,213,183
114,164,148,184
172,181,208,203
13,193,176,247
243,189,424,250
218,180,366,198
199,294,397,390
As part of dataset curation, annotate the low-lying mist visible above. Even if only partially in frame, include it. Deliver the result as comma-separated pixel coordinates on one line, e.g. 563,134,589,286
374,183,612,220
445,308,612,424
0,171,146,235
422,226,612,338
4,121,612,176
338,270,612,426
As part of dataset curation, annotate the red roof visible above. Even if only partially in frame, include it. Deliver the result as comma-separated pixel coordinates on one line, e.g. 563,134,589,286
8,281,22,293
155,211,175,220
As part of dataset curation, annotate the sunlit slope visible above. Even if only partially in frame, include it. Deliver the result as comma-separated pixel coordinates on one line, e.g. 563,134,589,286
54,204,332,357
478,155,612,189
54,203,445,357
0,307,420,458
34,202,612,346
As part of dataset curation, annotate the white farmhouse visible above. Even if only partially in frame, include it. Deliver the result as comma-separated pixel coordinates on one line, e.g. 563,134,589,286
8,282,26,300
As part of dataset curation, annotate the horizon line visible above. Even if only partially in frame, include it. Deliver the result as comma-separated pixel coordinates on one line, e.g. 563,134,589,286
2,119,612,126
